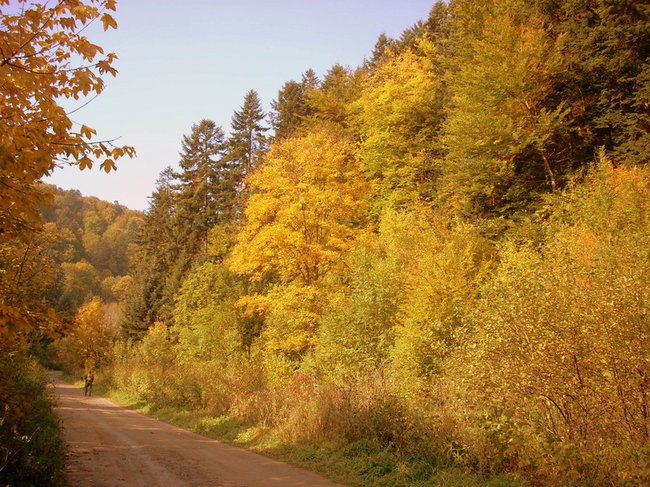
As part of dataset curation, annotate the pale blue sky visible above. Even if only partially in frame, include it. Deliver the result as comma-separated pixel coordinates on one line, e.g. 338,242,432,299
46,0,434,210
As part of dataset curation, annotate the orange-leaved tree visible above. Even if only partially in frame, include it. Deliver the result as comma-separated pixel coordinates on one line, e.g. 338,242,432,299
0,0,134,241
0,0,134,335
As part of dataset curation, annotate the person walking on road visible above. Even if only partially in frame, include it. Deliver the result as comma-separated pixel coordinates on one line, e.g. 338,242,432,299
84,370,95,397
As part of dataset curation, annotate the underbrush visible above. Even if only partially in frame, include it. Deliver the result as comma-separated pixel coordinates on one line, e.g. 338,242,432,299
0,347,66,487
101,343,649,486
95,363,525,487
104,393,523,487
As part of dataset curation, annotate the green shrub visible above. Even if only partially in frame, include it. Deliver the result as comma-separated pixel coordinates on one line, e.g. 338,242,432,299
0,348,66,487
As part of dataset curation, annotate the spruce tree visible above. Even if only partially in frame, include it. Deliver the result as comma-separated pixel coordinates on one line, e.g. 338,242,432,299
424,1,452,45
301,69,320,92
368,33,395,67
543,0,649,166
226,90,268,180
270,80,307,140
305,65,362,127
120,169,176,338
299,69,320,122
174,119,230,257
270,70,320,140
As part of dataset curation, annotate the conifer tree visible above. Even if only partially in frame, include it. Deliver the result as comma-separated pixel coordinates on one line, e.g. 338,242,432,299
393,22,426,52
305,65,363,127
269,71,320,140
174,119,230,257
301,69,320,92
296,69,320,126
270,80,306,140
226,90,268,180
121,170,176,338
424,1,452,45
368,33,395,67
122,119,242,338
542,0,649,166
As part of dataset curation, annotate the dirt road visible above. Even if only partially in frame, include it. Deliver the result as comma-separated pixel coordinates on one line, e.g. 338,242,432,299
49,372,343,487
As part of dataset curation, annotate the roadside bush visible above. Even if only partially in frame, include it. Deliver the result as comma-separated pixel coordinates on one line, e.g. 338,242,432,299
447,162,650,485
0,347,66,487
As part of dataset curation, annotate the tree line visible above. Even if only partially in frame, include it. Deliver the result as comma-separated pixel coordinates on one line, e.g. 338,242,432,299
103,1,648,485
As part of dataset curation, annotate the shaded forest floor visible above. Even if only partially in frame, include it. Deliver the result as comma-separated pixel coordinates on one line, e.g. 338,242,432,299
63,375,525,487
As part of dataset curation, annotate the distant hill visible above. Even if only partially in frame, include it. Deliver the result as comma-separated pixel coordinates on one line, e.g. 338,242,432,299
40,186,144,315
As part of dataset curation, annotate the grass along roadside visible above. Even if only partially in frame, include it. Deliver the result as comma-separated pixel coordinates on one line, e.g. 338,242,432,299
60,374,524,487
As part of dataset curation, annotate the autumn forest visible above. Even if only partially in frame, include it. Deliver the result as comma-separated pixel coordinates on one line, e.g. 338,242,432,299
1,1,648,486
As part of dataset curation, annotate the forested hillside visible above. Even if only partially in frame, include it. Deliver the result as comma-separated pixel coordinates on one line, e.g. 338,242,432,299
1,186,141,482
38,187,142,372
86,1,648,485
1,0,648,485
41,187,142,314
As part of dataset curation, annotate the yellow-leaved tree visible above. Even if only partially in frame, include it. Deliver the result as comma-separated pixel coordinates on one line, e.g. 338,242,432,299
230,127,368,359
353,40,444,209
55,296,115,372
